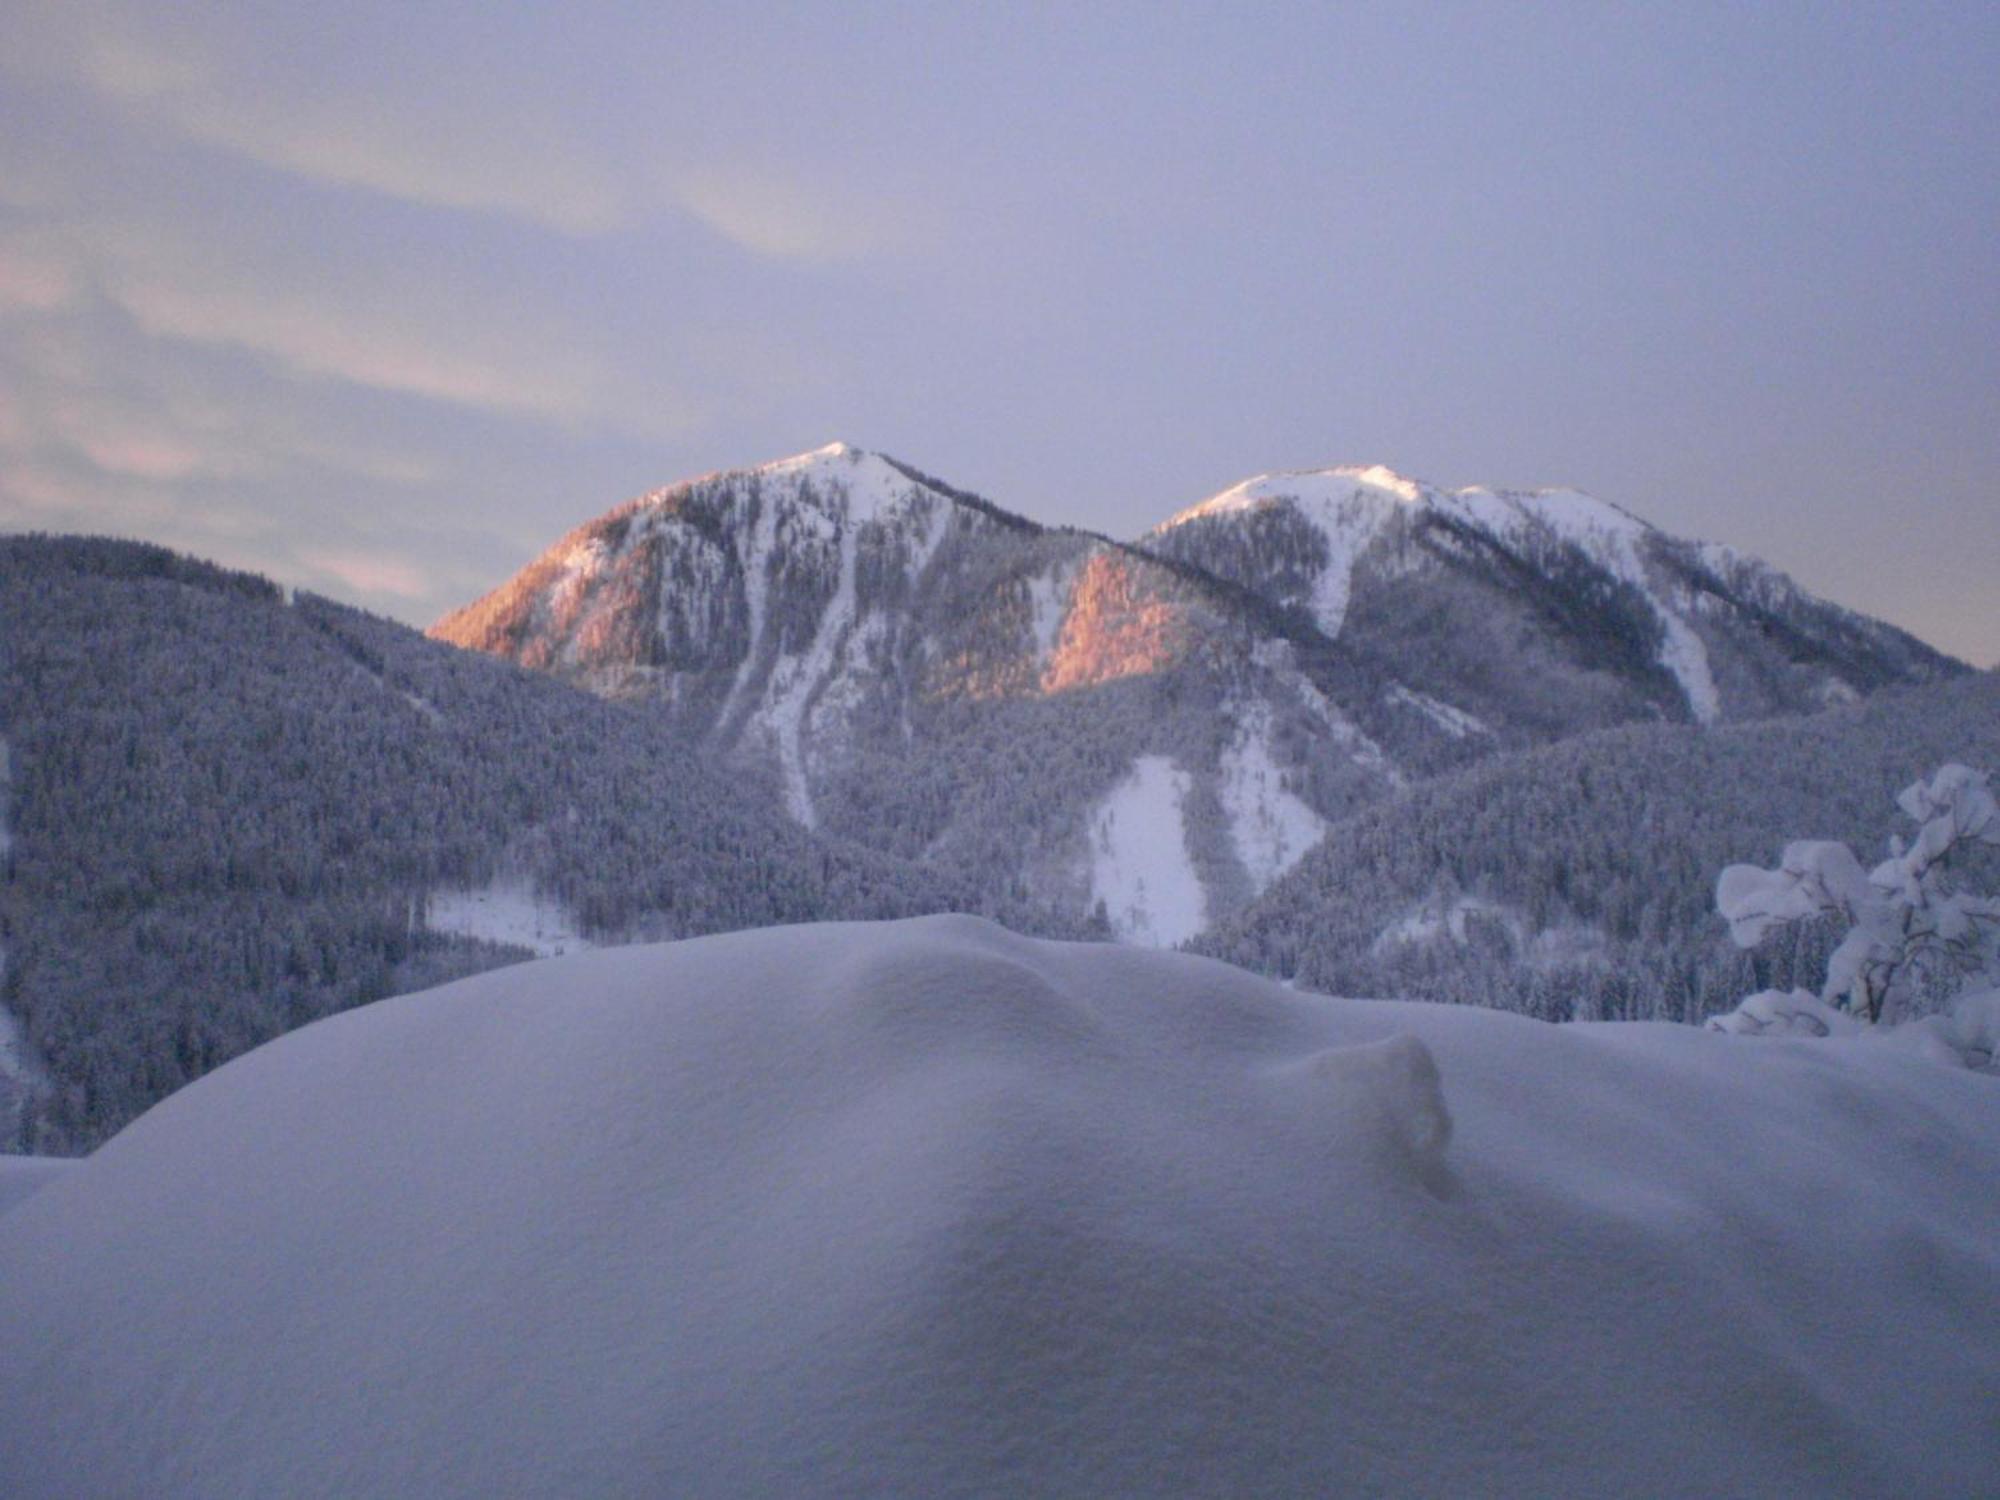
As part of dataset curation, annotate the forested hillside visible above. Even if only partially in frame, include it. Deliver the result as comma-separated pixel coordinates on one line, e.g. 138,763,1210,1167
1194,672,2000,1020
437,445,1962,942
0,536,1061,1152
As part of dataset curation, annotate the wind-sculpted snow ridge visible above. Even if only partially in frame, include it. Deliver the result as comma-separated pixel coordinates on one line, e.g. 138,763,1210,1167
3,916,1995,1497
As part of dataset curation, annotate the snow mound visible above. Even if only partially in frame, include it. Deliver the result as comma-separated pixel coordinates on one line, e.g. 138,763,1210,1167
2,916,1996,1497
0,1155,73,1217
1709,985,2000,1070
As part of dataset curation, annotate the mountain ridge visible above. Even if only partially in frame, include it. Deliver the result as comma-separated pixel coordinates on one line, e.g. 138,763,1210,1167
429,444,1962,942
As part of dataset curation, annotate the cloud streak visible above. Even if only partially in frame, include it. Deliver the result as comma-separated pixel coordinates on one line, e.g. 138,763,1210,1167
295,545,431,601
17,5,927,263
106,270,613,427
670,164,928,263
64,15,626,237
0,245,77,312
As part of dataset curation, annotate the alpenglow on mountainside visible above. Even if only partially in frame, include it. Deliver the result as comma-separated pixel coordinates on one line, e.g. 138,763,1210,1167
432,444,1959,944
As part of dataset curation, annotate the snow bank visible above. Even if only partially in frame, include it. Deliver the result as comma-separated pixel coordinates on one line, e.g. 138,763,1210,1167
1710,985,2000,1070
0,1155,73,1218
2,916,1996,1497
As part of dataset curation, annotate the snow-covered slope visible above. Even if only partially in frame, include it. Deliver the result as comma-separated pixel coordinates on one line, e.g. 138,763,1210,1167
1165,462,1425,639
1148,462,1953,731
0,1154,71,1217
3,917,1995,1497
1084,754,1207,945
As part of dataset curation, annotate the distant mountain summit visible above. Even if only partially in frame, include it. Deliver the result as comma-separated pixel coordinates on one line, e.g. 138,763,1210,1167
433,446,1962,943
1145,462,1945,730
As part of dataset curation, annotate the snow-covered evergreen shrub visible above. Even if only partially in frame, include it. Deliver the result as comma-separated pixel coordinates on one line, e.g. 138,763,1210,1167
1714,763,2000,1025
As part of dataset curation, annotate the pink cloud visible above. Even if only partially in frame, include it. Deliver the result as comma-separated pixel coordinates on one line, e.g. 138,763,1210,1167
297,546,431,601
0,246,77,313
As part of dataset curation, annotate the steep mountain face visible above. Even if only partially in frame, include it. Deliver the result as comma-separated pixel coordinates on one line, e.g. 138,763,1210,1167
1,535,1044,1151
1143,465,1954,746
438,444,1248,827
435,444,1398,945
435,447,1963,944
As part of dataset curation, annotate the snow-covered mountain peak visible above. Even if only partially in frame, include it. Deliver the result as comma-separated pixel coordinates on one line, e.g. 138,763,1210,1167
767,439,860,465
1439,482,1654,554
1156,464,1666,545
1158,462,1432,532
635,441,933,529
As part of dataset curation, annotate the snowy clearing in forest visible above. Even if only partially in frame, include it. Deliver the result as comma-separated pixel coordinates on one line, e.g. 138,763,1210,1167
1217,704,1326,891
2,916,1995,1497
425,879,592,957
1086,755,1206,946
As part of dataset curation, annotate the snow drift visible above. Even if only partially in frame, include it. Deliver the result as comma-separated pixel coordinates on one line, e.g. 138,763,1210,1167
2,915,1996,1497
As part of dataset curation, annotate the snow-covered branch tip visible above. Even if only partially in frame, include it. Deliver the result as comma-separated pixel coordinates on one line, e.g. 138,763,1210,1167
1712,763,2000,1028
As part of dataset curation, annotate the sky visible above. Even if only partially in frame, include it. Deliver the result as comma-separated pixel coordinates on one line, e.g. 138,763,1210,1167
1,1,1995,664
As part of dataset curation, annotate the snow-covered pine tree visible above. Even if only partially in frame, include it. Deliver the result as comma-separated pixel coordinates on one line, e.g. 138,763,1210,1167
1713,763,2000,1027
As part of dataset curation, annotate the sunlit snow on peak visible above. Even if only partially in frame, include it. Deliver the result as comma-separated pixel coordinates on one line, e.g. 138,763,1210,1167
757,439,864,474
1158,462,1431,531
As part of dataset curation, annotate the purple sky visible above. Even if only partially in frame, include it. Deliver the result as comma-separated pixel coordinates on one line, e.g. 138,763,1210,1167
2,1,1994,662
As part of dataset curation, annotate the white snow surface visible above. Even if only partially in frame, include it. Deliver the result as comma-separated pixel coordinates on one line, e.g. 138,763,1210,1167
752,440,922,525
1217,702,1326,891
2,917,1995,1498
425,879,592,957
0,1155,74,1218
1160,465,1416,638
1085,755,1207,946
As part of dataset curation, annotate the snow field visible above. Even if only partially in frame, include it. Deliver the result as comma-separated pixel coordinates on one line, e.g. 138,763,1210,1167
424,879,593,957
0,1154,73,1216
1085,755,1207,945
1,916,1995,1497
1217,703,1327,891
